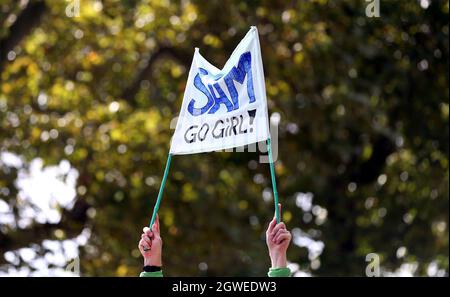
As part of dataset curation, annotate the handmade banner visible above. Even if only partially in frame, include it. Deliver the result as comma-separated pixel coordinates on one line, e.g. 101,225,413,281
147,27,280,230
170,26,270,155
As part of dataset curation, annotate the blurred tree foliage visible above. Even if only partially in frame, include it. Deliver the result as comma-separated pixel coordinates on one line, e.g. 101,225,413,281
0,0,448,276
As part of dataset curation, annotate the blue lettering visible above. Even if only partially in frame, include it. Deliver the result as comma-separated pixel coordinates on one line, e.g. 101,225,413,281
187,72,214,116
187,52,255,116
224,52,256,109
207,83,234,114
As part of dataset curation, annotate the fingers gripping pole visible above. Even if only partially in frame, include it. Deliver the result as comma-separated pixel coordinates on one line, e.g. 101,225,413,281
267,138,280,223
149,153,172,228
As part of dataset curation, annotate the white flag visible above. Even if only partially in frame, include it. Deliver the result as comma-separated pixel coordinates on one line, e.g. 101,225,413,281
170,26,270,155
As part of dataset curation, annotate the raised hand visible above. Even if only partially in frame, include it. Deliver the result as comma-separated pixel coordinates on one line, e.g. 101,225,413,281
138,214,163,267
266,204,292,268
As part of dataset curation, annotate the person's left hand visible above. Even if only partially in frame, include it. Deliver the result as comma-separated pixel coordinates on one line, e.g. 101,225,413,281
266,204,291,268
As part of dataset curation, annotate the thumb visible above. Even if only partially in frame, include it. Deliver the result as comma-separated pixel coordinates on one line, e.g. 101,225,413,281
274,203,282,220
152,214,160,235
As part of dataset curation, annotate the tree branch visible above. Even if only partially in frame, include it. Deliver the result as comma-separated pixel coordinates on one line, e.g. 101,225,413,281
121,46,192,106
0,199,89,265
0,0,47,73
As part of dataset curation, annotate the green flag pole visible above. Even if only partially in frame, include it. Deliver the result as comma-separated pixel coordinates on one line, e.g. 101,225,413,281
149,140,278,227
149,153,172,228
267,138,280,223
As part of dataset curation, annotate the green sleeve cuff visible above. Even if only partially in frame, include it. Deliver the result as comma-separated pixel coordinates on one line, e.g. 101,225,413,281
267,267,291,277
139,270,164,277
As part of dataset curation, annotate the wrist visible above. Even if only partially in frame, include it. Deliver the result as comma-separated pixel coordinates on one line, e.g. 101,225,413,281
269,252,287,268
144,257,162,267
143,265,162,272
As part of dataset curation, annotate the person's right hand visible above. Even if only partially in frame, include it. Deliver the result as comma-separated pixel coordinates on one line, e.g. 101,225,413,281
138,215,163,267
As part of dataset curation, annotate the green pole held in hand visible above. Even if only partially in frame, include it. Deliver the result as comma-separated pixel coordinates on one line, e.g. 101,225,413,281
149,153,172,228
149,140,279,227
267,138,280,223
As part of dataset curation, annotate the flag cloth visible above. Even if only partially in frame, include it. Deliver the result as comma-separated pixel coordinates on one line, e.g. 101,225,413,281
170,26,270,155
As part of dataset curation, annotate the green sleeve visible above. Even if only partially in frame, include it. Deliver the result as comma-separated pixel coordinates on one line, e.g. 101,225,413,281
139,270,163,277
267,267,291,277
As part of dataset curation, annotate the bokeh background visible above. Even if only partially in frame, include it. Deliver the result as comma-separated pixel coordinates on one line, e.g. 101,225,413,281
0,0,448,276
